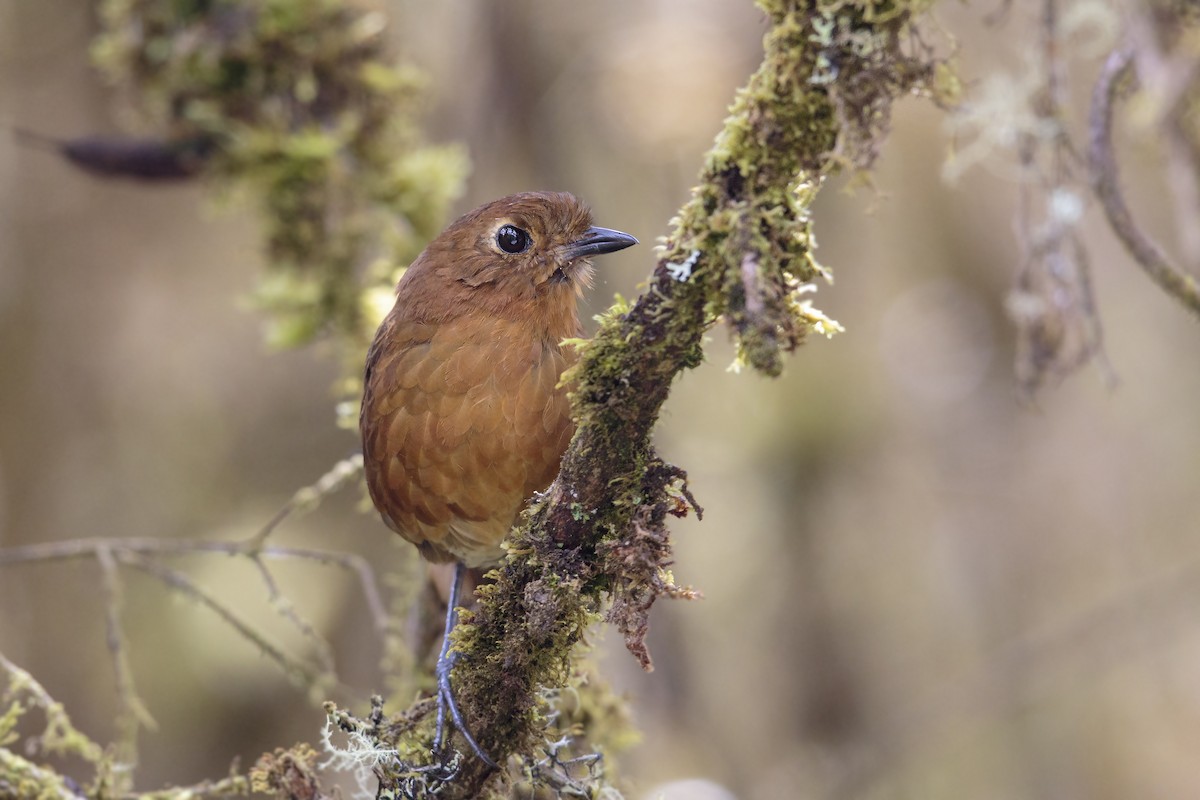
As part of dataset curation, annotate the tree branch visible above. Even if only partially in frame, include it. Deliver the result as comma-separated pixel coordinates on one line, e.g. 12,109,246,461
1088,45,1200,317
413,3,938,797
118,552,336,694
0,537,391,640
1,652,106,797
96,545,154,794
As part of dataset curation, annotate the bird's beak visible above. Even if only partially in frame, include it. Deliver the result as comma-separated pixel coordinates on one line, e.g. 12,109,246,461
564,226,638,260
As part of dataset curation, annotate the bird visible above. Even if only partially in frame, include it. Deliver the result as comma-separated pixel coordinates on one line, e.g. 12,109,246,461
359,191,638,767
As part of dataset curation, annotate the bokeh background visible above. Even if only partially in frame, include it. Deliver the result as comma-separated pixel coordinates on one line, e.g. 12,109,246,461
4,2,1200,799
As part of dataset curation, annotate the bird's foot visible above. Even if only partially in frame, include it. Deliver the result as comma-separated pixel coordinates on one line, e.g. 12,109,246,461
432,649,501,770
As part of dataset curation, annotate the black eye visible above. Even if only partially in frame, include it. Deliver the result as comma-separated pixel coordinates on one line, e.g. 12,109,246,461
496,224,531,254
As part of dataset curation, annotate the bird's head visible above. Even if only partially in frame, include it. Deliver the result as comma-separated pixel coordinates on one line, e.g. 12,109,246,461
397,191,637,330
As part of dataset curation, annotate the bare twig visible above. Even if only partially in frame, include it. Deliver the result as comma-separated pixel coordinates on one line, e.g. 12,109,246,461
0,537,392,639
116,552,335,694
95,546,156,795
1088,45,1200,316
244,454,364,551
0,455,394,689
1126,8,1200,272
246,554,338,679
1006,0,1114,397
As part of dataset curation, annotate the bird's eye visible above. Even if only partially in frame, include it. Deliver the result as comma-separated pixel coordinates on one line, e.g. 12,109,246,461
496,224,531,254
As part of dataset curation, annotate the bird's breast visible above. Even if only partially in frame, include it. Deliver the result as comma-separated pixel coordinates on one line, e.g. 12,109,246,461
360,315,577,565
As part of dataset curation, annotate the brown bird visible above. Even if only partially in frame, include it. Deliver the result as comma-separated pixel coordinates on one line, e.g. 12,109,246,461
359,191,637,766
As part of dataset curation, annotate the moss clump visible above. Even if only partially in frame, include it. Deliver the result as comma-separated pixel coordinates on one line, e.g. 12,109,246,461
92,0,468,366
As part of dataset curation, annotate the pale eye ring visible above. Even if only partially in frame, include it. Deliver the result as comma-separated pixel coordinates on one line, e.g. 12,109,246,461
496,224,531,254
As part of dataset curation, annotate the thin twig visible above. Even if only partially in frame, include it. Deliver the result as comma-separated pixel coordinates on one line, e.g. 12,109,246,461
243,454,364,551
0,538,392,638
1126,7,1200,272
0,455,391,659
1006,0,1115,397
246,554,338,677
1088,45,1200,316
115,552,333,694
95,546,155,795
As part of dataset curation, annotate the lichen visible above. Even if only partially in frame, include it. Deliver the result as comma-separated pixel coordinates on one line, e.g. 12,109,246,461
251,743,325,799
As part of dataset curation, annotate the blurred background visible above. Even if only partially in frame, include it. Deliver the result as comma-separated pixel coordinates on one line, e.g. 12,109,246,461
3,2,1200,799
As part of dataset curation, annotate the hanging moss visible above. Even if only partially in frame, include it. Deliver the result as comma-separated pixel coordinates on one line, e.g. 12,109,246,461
92,0,468,363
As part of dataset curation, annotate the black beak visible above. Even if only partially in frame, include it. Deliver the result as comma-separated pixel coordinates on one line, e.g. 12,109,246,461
564,226,638,260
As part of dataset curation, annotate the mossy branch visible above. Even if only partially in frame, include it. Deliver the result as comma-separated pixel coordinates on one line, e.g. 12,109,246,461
409,2,937,797
7,2,941,797
0,653,107,799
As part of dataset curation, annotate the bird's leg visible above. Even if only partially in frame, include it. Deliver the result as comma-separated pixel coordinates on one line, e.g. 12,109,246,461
432,561,501,770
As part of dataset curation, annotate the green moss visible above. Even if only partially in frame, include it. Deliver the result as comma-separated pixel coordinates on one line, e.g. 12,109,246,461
91,0,468,374
393,3,941,797
1,658,116,797
0,748,82,800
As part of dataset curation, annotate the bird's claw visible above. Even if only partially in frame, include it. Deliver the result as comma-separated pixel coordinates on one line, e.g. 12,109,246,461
432,650,500,770
431,562,501,771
